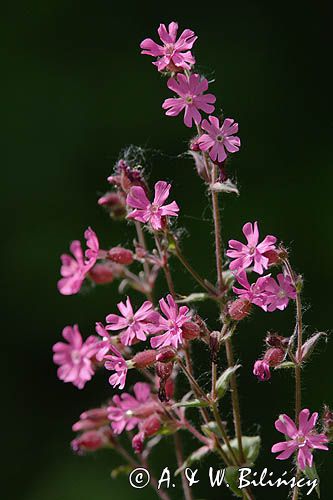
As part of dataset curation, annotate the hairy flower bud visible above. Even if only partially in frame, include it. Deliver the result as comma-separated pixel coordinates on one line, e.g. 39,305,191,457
108,247,134,265
156,361,173,402
263,347,285,367
98,190,127,219
142,414,161,436
132,431,145,454
89,264,114,284
209,331,220,363
72,408,109,432
132,350,157,368
156,348,176,363
265,332,290,349
71,427,113,455
322,405,333,440
182,321,200,340
228,298,251,321
253,360,271,381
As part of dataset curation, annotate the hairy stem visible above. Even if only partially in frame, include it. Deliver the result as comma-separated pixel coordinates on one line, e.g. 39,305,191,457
173,433,193,500
135,221,154,302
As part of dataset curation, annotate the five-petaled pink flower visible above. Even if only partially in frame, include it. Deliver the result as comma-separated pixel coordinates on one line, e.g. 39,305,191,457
105,296,160,346
104,345,128,390
233,271,271,310
264,274,296,311
198,116,241,163
107,382,154,434
272,409,329,470
227,222,277,275
162,74,216,128
140,22,197,72
127,180,179,231
58,227,99,295
150,294,191,349
53,324,99,389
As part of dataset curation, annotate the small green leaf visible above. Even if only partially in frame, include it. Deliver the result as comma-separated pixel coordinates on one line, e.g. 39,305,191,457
173,398,210,409
111,465,132,479
224,466,243,497
304,463,321,498
176,293,210,304
222,436,261,464
274,361,296,370
216,365,241,399
175,445,211,475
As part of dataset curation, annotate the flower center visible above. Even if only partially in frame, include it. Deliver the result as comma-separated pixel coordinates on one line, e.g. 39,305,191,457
165,44,175,56
185,95,194,104
216,134,224,143
150,204,159,214
278,290,286,299
297,434,307,447
168,319,176,330
71,350,81,365
249,246,256,255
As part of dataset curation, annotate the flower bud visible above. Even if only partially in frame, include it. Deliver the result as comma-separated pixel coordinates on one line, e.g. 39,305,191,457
89,264,114,284
322,405,333,440
253,360,271,381
209,331,220,363
142,414,161,437
263,347,285,367
156,361,173,402
98,190,127,219
189,137,200,151
132,431,145,454
108,247,134,265
71,427,113,455
156,348,176,363
132,350,157,368
182,321,200,340
265,332,290,349
72,407,109,432
228,298,251,321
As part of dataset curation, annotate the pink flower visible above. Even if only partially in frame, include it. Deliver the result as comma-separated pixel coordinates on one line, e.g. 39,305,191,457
53,325,99,389
107,382,153,434
272,409,329,470
162,74,216,128
264,274,296,311
140,22,197,72
150,294,191,349
71,427,113,455
104,345,128,390
95,322,112,361
198,116,240,163
127,180,179,231
58,227,99,295
227,222,277,275
105,296,160,346
253,360,271,381
233,271,271,310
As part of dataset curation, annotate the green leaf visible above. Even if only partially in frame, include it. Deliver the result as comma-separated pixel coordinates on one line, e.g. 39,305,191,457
304,463,321,498
175,445,211,475
274,361,295,370
224,466,243,497
111,465,132,479
222,436,261,464
176,293,210,304
173,398,210,409
216,365,241,399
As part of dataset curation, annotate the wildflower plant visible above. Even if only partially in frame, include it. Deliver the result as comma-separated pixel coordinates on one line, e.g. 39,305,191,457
53,21,331,500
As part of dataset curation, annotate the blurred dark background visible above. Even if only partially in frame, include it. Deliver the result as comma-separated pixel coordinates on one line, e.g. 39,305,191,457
3,0,332,498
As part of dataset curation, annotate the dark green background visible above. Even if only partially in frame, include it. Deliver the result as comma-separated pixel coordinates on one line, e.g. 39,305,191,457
3,1,332,499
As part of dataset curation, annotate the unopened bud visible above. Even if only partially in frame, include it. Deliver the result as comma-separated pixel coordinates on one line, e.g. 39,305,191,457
71,427,113,455
182,321,200,340
209,331,220,363
228,298,251,321
142,414,161,437
89,264,114,284
156,348,176,363
132,350,157,368
156,361,173,402
108,247,133,265
132,431,145,454
322,405,333,440
263,347,285,367
265,332,290,349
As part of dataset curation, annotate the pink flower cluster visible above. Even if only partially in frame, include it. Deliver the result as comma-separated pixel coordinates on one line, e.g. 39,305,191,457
140,21,241,166
228,222,296,314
